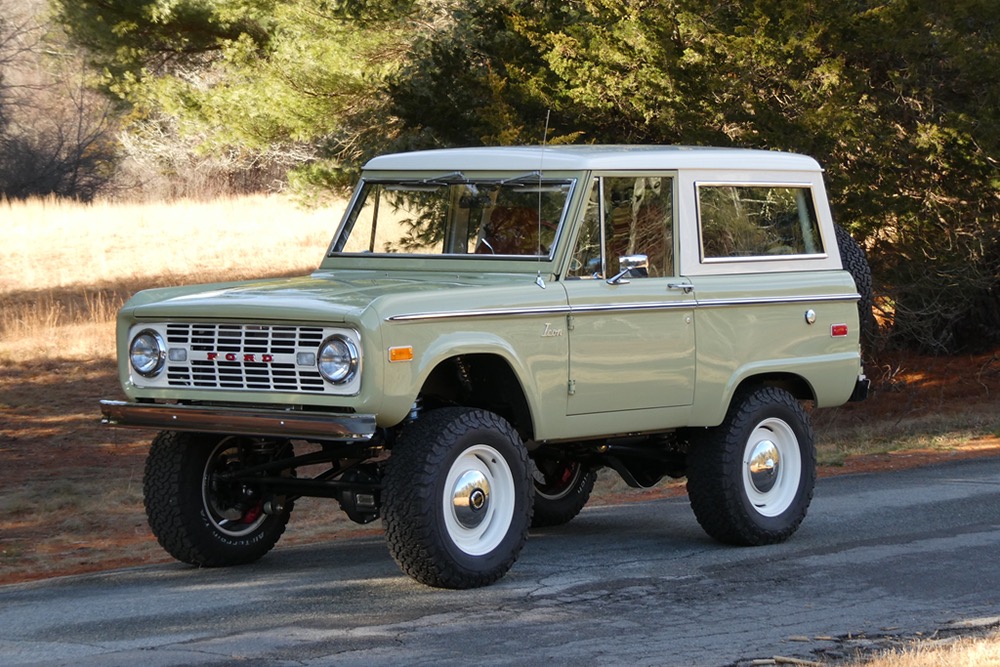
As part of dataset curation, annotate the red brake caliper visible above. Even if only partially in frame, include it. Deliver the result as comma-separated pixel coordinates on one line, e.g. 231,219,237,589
242,503,263,524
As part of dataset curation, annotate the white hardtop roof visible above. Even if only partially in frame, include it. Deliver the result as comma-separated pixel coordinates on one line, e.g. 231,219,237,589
363,145,821,173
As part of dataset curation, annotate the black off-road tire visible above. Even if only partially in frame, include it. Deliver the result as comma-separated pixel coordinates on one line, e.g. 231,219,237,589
530,459,596,528
835,224,877,352
686,387,816,546
382,408,533,589
143,430,294,567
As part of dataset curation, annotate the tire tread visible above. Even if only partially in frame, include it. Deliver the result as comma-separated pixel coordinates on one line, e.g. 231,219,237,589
530,467,596,528
143,431,291,567
382,408,531,589
835,224,876,353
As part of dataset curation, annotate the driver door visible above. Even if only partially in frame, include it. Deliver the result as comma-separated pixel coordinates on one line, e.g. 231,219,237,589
563,175,695,415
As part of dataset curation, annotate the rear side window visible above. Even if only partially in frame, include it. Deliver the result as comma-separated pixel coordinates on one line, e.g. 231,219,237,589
697,184,823,260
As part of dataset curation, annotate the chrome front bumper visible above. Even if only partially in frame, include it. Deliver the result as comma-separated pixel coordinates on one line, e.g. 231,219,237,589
99,400,376,441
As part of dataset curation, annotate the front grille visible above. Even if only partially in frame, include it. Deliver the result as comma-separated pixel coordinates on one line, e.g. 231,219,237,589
145,323,356,394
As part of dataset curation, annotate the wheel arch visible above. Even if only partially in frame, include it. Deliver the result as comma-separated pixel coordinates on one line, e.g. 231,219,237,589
701,371,815,427
419,353,536,441
734,372,815,403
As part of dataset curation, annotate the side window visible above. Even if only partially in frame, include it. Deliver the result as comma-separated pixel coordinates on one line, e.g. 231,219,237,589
698,185,823,259
568,175,674,279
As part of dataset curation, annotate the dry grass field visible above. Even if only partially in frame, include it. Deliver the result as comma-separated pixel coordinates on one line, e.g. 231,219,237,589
842,630,1000,667
2,194,1000,665
1,195,339,358
2,195,341,292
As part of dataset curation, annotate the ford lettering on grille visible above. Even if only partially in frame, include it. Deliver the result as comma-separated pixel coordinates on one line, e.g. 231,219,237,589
205,352,276,363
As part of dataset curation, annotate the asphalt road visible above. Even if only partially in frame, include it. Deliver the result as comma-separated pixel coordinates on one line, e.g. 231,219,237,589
2,457,1000,667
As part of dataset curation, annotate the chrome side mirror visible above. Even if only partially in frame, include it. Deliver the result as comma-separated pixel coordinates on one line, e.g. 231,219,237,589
607,254,648,285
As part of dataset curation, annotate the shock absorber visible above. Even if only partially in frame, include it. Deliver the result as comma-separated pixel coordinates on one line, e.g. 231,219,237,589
455,355,474,393
248,438,287,515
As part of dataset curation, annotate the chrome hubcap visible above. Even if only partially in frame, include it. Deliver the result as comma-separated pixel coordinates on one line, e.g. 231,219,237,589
452,469,491,529
443,444,516,556
747,439,781,493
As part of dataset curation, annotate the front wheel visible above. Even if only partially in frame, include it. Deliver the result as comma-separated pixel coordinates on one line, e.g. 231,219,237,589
686,387,816,546
143,431,294,567
382,408,533,589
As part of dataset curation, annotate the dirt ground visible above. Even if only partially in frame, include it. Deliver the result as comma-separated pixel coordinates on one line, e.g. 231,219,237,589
1,348,999,586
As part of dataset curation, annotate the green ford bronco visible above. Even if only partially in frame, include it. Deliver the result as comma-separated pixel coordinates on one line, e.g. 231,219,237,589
101,146,870,589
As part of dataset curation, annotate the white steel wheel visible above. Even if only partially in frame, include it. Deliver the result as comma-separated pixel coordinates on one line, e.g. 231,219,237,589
741,418,802,518
442,444,515,556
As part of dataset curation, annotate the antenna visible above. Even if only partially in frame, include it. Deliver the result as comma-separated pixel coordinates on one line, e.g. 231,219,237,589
535,110,551,290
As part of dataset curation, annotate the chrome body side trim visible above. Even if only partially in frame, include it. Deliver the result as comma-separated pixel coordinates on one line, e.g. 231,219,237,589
694,293,860,308
386,292,860,322
388,306,572,322
99,400,376,441
568,301,695,314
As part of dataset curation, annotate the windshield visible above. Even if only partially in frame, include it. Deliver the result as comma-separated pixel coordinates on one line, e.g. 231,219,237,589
330,176,575,258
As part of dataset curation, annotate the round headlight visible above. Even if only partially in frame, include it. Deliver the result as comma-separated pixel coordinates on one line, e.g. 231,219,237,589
129,329,166,377
317,335,359,384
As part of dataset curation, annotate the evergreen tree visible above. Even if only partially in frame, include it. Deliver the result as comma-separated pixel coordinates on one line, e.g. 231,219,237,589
54,0,1000,351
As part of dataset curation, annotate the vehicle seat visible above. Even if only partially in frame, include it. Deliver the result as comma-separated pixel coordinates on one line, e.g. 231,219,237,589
477,207,541,255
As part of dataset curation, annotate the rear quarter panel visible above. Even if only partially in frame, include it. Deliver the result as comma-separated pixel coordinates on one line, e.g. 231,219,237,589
687,270,862,426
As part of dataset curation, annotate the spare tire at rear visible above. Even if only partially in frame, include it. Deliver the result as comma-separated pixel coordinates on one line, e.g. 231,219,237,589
835,224,876,353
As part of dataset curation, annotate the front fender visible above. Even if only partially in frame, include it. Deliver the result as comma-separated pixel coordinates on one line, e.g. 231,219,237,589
378,324,569,436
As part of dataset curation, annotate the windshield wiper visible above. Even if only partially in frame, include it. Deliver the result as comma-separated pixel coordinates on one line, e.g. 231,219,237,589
499,171,542,186
420,171,468,185
387,171,567,188
385,172,470,187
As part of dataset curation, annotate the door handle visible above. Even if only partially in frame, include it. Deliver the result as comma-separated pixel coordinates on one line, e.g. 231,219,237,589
667,282,694,294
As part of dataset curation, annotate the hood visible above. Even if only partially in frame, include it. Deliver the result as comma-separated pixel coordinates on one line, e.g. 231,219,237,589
124,271,510,323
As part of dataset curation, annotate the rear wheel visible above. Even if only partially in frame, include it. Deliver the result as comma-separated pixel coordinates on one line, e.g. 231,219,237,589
382,408,532,589
686,387,815,546
530,458,595,528
144,431,294,567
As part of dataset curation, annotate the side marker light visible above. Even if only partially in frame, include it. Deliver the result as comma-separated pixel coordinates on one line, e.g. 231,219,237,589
389,346,414,362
